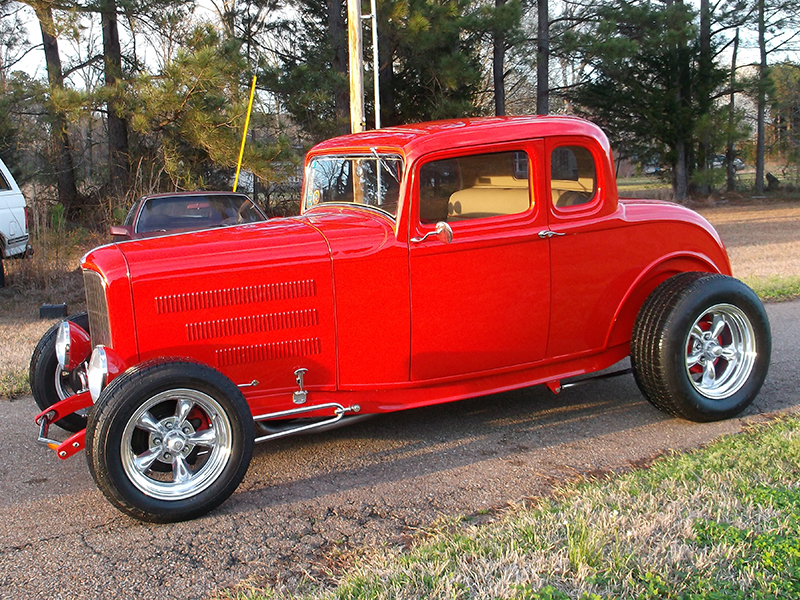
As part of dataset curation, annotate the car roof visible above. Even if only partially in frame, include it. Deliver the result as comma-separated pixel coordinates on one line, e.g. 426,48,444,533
138,191,251,202
306,116,610,163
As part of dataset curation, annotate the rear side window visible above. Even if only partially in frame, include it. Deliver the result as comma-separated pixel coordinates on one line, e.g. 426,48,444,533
0,170,9,191
418,151,531,224
551,146,596,208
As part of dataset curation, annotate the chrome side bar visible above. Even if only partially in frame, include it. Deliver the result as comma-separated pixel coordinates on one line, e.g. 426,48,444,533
560,367,634,390
252,402,361,444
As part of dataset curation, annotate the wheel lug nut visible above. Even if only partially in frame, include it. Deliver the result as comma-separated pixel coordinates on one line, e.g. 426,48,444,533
153,438,162,445
164,452,172,460
183,427,190,434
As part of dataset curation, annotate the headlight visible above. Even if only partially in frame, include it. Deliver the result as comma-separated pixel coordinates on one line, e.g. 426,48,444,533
55,321,71,370
87,346,108,402
87,345,125,402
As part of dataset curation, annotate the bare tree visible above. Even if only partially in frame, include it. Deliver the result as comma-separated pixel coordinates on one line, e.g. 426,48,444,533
536,0,548,114
750,0,800,193
726,28,739,192
493,0,506,116
28,1,79,208
99,0,129,196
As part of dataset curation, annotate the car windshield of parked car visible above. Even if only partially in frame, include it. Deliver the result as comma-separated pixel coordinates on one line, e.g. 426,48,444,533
136,195,263,233
303,154,404,218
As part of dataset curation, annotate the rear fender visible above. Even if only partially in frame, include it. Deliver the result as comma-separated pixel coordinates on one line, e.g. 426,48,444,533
605,253,726,349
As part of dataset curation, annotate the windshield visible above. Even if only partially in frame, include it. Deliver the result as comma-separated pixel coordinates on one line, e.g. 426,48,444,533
136,194,264,233
303,154,404,218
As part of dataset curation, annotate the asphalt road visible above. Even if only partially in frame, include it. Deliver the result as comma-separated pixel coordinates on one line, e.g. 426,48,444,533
1,300,798,600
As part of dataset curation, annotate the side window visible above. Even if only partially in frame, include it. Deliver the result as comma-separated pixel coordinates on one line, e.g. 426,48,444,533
0,170,10,191
551,146,596,208
419,151,531,224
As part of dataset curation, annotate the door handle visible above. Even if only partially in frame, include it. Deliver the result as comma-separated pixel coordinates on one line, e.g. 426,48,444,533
538,230,565,239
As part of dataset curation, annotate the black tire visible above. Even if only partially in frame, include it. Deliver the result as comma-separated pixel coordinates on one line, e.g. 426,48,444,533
631,272,771,422
85,360,254,523
28,312,90,432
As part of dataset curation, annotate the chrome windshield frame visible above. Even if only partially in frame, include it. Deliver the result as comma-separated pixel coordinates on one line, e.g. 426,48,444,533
303,153,404,218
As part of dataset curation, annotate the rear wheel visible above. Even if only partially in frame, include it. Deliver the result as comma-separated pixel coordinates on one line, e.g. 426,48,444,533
29,312,90,432
86,361,254,522
631,272,771,422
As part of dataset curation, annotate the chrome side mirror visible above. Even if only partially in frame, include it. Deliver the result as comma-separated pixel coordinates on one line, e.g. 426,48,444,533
411,221,453,245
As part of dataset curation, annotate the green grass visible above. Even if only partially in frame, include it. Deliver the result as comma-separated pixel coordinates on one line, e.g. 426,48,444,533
616,176,671,191
225,416,800,600
744,275,800,302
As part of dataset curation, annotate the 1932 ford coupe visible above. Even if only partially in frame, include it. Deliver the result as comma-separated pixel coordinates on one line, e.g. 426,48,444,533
31,116,771,522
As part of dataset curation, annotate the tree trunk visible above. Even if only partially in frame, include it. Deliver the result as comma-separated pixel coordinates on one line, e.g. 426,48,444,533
378,29,396,126
33,3,79,210
666,0,691,201
755,0,767,194
493,0,506,116
536,0,549,115
695,0,712,195
101,0,129,197
726,29,739,192
674,139,689,201
328,0,350,135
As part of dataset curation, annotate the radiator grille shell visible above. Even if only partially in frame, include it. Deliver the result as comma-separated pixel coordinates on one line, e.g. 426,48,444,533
83,269,112,348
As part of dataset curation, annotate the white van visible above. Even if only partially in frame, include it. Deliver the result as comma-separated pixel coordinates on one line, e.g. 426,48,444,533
0,157,32,287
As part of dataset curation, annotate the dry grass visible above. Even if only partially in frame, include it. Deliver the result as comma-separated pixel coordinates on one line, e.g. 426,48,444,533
698,200,800,281
1,227,98,398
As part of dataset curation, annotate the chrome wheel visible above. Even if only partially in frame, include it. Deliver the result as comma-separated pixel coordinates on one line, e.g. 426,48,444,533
685,303,757,400
120,389,233,501
55,364,90,416
55,367,73,401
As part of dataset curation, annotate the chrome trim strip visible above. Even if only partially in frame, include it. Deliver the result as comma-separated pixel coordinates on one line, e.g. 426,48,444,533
305,202,397,221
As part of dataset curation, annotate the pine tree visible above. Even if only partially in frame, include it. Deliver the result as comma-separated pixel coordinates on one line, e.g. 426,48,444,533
566,0,712,201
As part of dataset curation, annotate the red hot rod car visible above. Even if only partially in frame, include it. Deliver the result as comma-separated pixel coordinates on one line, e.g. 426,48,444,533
31,116,771,522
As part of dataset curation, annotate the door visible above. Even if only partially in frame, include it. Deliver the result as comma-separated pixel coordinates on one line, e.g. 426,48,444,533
409,145,551,381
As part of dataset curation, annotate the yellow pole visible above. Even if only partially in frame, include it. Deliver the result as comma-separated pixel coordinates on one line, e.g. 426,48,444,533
233,75,257,192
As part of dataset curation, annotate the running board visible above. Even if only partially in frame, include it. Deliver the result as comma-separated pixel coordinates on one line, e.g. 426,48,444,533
546,367,633,394
252,402,361,443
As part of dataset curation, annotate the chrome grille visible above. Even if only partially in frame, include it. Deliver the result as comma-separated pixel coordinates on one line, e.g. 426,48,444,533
83,269,112,348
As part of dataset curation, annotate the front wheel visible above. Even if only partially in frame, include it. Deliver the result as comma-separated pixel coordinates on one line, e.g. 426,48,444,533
631,272,771,422
86,361,254,522
29,312,90,432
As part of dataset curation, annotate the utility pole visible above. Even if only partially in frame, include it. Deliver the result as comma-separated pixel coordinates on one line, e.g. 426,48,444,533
347,0,365,133
366,0,380,129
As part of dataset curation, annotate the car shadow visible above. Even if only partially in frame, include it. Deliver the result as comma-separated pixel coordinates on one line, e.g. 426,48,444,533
230,368,668,510
228,324,799,518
